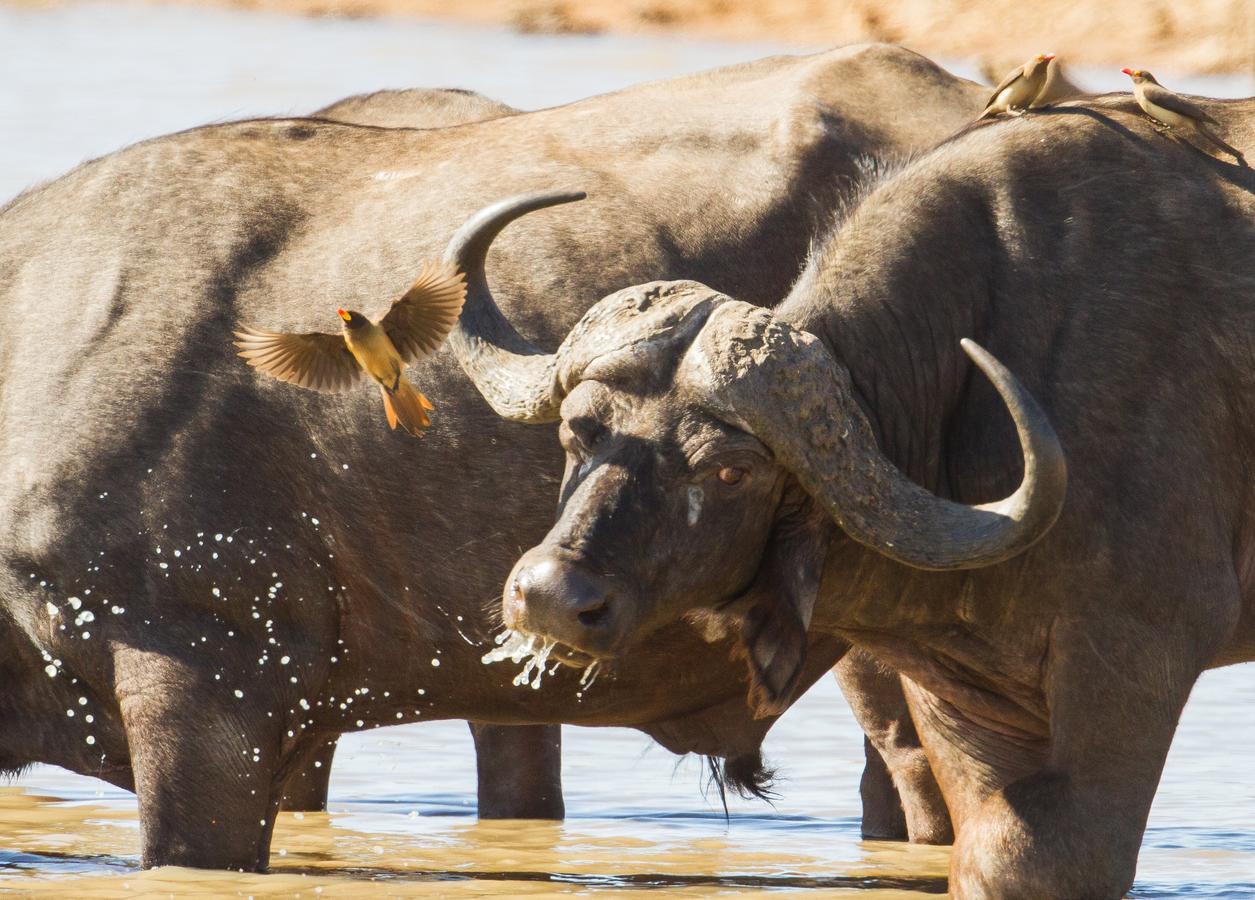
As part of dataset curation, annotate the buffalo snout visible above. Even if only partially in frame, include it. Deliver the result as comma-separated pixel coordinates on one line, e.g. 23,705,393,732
504,550,628,656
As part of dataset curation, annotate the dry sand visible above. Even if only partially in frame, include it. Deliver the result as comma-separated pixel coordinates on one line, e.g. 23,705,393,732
31,0,1248,77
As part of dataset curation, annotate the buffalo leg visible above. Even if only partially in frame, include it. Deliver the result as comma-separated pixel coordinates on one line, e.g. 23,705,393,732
279,736,336,812
115,645,285,871
923,607,1228,899
834,649,952,844
855,734,907,840
468,722,564,819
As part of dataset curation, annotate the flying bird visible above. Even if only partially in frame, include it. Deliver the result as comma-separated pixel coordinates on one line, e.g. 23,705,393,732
234,260,467,436
979,54,1056,119
1122,68,1245,162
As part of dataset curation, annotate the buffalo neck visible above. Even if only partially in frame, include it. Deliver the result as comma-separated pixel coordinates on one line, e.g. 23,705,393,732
775,159,995,496
770,153,1017,653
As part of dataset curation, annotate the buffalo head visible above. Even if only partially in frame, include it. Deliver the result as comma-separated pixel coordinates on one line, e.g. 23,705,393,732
443,192,1067,716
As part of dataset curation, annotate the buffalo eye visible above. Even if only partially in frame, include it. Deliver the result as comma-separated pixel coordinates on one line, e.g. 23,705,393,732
563,416,605,458
717,466,747,486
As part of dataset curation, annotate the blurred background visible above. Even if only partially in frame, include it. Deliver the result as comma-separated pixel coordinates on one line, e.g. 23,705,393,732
0,1,1253,896
1,0,1252,200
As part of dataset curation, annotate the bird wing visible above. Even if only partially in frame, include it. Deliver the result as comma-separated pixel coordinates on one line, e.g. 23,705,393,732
233,327,362,392
1141,83,1220,126
983,67,1024,109
379,259,468,364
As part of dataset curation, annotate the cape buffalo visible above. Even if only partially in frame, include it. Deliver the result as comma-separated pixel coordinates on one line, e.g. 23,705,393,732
457,95,1255,898
277,85,520,816
0,44,979,869
297,81,947,837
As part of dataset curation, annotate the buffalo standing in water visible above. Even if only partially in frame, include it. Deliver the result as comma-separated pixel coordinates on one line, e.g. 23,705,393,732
0,45,981,869
459,94,1255,897
295,81,942,835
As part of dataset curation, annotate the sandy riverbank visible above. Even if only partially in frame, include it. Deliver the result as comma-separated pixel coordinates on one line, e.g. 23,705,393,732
10,0,1249,76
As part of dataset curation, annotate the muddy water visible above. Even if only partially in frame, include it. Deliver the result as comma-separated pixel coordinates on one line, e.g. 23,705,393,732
2,4,1254,896
2,670,1253,897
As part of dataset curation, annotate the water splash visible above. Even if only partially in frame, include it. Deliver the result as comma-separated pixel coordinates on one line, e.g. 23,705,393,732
579,660,601,689
481,630,560,690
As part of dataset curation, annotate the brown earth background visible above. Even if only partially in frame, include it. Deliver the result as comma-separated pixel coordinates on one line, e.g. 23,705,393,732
14,0,1249,76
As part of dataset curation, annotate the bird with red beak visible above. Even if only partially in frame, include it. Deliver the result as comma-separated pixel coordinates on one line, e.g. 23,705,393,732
1122,68,1245,162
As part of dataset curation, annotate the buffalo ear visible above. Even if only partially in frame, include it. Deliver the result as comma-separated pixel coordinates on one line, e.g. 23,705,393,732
737,496,833,719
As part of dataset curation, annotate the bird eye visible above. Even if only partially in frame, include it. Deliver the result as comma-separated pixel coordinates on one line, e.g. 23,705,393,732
717,466,747,486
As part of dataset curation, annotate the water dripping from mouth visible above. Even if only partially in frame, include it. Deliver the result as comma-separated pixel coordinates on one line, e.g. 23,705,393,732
579,660,600,689
481,629,558,690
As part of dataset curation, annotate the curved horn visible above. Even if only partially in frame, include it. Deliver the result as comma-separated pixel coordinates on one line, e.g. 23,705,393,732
694,304,1067,570
442,191,586,422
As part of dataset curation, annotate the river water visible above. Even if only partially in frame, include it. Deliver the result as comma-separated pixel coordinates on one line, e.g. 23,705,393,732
1,4,1253,896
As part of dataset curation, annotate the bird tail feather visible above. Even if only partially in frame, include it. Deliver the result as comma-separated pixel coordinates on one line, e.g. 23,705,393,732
380,380,432,437
381,386,399,430
1196,125,1245,162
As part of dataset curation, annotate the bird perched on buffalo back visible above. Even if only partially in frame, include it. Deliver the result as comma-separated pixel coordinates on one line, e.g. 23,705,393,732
1031,56,1083,108
1122,68,1245,163
979,53,1056,119
234,260,467,436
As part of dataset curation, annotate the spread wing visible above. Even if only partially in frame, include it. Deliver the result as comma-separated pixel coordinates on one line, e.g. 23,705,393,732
233,327,362,392
1141,83,1220,126
984,66,1024,109
379,260,468,364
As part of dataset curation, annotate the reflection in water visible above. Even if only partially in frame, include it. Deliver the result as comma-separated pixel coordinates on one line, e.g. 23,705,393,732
0,800,950,898
2,670,1254,896
1,3,1254,897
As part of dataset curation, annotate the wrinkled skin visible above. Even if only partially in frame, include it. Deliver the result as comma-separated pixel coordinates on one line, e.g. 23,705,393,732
481,96,1255,897
0,45,980,869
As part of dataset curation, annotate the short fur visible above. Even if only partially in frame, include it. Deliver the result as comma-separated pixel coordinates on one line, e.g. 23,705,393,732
0,45,986,869
481,93,1255,896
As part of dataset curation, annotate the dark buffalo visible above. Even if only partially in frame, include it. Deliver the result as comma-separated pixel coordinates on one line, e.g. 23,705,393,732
0,44,980,869
280,85,523,817
296,80,949,838
458,95,1255,898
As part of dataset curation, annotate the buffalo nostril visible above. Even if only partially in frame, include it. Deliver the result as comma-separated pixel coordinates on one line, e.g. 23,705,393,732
504,554,620,649
503,572,530,625
577,599,610,628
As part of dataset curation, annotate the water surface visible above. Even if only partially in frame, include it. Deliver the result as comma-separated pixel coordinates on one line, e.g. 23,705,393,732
3,669,1253,896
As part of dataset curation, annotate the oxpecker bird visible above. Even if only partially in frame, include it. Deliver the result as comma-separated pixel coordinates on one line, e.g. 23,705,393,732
234,260,467,436
1122,68,1245,162
1031,56,1083,107
979,54,1056,119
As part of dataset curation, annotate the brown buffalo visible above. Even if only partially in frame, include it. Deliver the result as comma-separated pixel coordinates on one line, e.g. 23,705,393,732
0,45,980,869
457,94,1255,898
